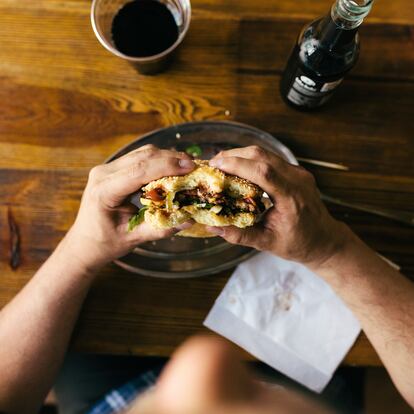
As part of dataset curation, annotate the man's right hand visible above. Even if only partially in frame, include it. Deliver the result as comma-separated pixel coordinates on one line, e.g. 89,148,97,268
66,145,195,272
208,146,350,269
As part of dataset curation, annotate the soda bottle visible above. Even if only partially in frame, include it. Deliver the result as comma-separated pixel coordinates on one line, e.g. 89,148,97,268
280,0,374,110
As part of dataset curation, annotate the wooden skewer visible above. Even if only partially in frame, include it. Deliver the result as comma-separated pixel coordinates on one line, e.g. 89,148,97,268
297,157,350,171
376,253,401,271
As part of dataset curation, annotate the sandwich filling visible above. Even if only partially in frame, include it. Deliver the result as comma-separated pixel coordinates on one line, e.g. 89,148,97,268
142,186,265,216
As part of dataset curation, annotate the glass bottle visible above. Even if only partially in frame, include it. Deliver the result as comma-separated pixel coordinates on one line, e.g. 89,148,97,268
280,0,375,110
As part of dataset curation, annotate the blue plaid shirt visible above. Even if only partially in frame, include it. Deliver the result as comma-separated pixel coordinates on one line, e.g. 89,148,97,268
86,369,160,414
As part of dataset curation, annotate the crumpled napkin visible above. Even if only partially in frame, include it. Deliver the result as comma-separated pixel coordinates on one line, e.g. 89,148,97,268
204,252,361,392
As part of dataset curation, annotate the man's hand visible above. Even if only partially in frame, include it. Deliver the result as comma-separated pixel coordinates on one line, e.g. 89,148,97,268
66,145,195,271
207,146,348,268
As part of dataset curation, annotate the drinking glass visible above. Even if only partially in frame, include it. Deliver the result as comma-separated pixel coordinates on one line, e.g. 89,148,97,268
91,0,191,74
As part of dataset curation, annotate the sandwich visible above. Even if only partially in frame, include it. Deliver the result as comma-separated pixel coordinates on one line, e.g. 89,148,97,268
128,160,266,238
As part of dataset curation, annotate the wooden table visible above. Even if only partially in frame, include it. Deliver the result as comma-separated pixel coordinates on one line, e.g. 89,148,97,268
1,0,414,366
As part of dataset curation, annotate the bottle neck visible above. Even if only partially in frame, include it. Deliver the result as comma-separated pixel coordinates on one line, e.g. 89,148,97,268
331,0,374,30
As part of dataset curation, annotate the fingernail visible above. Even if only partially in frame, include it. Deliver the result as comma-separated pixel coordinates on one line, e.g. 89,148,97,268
206,226,225,236
209,158,223,168
179,159,194,169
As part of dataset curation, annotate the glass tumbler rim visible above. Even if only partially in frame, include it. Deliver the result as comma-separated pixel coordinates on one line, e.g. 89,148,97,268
90,0,192,63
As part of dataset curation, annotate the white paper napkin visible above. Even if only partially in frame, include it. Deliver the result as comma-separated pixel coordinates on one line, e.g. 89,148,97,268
204,252,361,392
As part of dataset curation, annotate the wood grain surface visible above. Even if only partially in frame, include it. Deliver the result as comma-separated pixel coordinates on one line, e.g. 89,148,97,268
1,0,414,367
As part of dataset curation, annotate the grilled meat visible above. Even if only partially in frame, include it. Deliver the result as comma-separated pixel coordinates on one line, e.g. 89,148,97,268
143,187,265,216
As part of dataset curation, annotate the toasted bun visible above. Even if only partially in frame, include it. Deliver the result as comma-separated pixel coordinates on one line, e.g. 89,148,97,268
142,160,261,198
144,208,190,229
145,207,255,229
145,207,256,238
190,208,256,228
142,160,263,238
177,223,215,238
144,209,215,237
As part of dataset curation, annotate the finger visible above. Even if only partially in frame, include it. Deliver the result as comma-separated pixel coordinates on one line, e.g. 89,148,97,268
117,204,138,216
128,220,194,244
106,147,191,173
136,144,158,152
95,146,156,177
101,157,195,207
206,225,273,250
212,146,279,163
209,156,285,198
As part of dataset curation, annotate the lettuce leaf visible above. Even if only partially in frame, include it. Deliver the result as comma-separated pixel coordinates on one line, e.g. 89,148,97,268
185,144,202,157
127,207,148,232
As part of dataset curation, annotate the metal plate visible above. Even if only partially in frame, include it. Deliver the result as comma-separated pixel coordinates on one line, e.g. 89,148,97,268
108,121,297,278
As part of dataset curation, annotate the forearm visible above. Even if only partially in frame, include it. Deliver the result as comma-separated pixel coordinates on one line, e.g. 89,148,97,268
311,225,414,407
0,232,97,414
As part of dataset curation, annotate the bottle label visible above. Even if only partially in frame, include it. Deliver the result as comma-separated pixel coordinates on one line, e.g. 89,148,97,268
286,72,343,108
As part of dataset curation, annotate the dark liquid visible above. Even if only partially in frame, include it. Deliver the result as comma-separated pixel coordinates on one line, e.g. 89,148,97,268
111,0,179,58
280,16,360,110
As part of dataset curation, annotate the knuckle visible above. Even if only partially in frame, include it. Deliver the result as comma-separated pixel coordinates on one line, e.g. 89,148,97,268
166,157,181,169
88,165,104,181
139,144,157,152
222,156,236,168
128,160,145,179
303,169,316,184
89,182,104,202
248,145,266,158
137,148,157,159
257,162,274,182
227,230,246,245
227,233,241,245
271,155,285,169
146,149,159,159
296,166,316,186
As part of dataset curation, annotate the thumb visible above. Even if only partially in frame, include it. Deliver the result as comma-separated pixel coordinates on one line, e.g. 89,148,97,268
127,221,194,244
206,225,271,249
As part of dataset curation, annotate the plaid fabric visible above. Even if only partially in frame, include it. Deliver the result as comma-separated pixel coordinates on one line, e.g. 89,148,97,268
86,368,161,414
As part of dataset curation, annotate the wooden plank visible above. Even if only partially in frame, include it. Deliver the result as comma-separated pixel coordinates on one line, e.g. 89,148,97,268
236,19,414,81
191,0,414,25
1,0,413,25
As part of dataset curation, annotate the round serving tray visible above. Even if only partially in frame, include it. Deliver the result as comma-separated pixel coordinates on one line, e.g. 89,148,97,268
108,121,297,278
